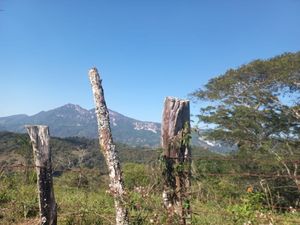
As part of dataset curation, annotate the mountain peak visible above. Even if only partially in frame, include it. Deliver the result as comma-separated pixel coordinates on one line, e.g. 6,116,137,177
0,103,231,152
59,103,89,115
64,103,77,107
63,103,83,109
0,103,161,147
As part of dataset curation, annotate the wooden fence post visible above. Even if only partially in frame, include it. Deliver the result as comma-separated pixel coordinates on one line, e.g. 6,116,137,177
161,97,191,225
25,125,57,225
88,68,129,225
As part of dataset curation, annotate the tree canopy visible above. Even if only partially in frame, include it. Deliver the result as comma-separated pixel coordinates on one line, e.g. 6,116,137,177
191,51,300,189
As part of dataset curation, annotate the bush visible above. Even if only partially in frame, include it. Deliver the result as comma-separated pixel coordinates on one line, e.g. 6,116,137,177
123,163,150,189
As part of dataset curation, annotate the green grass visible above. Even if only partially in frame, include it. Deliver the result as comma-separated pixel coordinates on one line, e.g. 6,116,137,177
1,164,300,225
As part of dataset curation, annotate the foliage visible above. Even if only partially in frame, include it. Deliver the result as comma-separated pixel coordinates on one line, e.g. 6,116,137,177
1,158,300,224
0,132,159,171
228,192,265,224
191,52,300,145
123,163,151,190
191,52,300,206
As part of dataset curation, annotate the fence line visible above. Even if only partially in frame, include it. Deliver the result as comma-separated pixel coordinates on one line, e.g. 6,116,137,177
1,159,299,224
3,164,300,195
2,164,300,179
168,156,300,164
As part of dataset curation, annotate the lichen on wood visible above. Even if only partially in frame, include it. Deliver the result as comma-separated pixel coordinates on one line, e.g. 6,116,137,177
25,125,57,225
88,68,129,225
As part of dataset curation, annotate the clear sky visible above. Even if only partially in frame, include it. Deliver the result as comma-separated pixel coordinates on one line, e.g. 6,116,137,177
0,0,299,122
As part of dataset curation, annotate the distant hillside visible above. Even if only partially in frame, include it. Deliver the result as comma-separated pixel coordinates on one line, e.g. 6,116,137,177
0,104,234,153
0,131,216,171
0,104,161,147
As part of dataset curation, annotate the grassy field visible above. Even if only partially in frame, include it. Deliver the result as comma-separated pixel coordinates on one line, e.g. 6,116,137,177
1,133,299,224
1,163,299,225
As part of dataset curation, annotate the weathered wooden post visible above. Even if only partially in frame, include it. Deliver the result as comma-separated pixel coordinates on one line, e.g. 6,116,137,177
88,68,129,225
161,97,191,225
25,125,57,225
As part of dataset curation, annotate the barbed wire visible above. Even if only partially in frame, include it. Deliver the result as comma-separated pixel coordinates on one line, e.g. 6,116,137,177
166,155,300,164
3,154,300,166
2,163,300,180
194,172,300,179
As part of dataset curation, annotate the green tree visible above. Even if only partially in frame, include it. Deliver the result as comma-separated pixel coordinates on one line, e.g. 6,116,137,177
191,52,300,194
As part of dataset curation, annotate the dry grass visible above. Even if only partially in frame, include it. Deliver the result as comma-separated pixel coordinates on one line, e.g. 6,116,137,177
17,218,39,225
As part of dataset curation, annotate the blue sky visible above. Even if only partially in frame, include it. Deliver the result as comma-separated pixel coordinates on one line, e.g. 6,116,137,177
0,0,299,122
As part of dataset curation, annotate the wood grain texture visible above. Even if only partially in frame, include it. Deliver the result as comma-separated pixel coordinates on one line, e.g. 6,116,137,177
161,97,191,225
26,125,57,225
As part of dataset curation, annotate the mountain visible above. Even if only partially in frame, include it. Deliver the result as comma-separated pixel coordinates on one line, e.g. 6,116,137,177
0,104,234,152
0,104,161,147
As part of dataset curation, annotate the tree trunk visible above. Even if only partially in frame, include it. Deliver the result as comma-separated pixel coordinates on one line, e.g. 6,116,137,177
88,68,129,225
161,97,191,225
25,125,57,225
